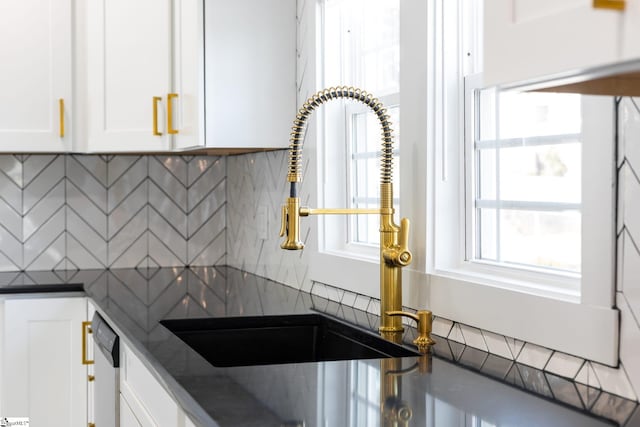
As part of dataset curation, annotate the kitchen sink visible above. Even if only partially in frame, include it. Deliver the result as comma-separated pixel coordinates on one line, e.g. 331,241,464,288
161,313,420,367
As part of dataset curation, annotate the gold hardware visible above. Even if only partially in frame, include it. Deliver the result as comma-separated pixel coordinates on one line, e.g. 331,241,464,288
82,321,94,365
385,310,435,353
593,0,625,10
280,197,304,250
89,423,96,427
153,96,163,136
58,99,65,138
299,207,382,216
167,93,179,134
88,375,95,382
281,86,431,346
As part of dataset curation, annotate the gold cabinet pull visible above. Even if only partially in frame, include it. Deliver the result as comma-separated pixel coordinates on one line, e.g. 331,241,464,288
82,321,94,365
153,96,163,136
167,93,179,134
88,375,95,382
59,98,65,138
593,0,625,10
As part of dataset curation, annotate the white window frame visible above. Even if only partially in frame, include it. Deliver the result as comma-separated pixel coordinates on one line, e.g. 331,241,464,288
308,0,618,365
426,0,618,365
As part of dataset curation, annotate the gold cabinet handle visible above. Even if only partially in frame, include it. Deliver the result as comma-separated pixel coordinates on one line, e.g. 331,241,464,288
88,375,95,382
82,321,94,365
59,98,65,138
593,0,625,10
167,93,179,134
153,96,163,136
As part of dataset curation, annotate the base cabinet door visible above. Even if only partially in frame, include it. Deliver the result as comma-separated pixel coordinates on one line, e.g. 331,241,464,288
120,394,143,427
2,297,87,426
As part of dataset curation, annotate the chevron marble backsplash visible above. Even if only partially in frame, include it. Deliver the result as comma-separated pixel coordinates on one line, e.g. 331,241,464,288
0,154,226,271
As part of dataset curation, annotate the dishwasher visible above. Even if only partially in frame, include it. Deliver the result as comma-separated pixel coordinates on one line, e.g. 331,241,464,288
92,312,120,427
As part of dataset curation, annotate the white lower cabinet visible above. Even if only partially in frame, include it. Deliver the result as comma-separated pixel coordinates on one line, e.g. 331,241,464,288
1,296,88,426
120,342,188,426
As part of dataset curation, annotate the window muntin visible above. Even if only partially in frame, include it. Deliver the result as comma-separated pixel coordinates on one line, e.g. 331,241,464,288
470,87,584,274
323,0,400,248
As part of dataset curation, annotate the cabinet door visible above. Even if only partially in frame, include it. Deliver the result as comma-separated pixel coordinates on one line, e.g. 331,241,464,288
204,0,295,149
87,0,173,152
0,0,72,152
120,394,143,427
173,0,205,150
2,297,87,427
484,0,622,87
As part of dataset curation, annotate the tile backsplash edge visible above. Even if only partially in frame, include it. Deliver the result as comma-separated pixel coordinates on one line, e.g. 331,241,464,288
310,279,639,403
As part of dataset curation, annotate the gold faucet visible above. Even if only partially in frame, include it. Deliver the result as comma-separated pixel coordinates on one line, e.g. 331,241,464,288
279,86,434,349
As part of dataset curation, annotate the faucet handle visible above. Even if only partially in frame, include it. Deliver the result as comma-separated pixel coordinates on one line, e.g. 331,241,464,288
382,218,412,267
385,310,435,353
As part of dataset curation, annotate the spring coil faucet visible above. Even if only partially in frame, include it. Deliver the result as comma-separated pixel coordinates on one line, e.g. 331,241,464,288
279,86,434,351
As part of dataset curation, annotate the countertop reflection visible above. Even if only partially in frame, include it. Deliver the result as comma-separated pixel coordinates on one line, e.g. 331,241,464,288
1,266,636,426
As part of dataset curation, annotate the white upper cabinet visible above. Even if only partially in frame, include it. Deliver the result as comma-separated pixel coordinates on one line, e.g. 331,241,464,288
0,0,72,152
201,0,295,150
484,0,640,94
86,0,174,152
84,0,295,153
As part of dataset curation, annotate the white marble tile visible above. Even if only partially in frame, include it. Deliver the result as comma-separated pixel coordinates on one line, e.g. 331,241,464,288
353,294,370,312
148,233,184,267
22,156,64,213
622,230,640,322
107,157,147,212
448,323,465,344
367,298,380,315
67,156,107,211
108,209,147,266
66,233,105,269
482,330,513,360
591,361,637,401
108,183,147,238
624,165,640,247
575,361,601,389
505,337,526,360
66,208,107,267
26,232,65,271
310,283,328,299
432,317,453,338
149,157,187,208
149,183,187,239
23,181,65,240
148,209,187,264
153,155,188,186
622,98,640,173
618,292,640,402
325,285,343,303
0,198,22,241
341,291,357,307
545,352,584,379
0,155,23,187
107,155,142,187
0,227,22,270
67,181,107,238
459,324,488,351
0,170,22,212
516,343,553,370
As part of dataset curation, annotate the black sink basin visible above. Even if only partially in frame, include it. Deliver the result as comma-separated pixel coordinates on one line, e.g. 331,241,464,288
161,313,419,367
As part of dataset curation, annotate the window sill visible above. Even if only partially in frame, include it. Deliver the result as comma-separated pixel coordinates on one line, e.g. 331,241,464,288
310,250,619,366
429,271,619,366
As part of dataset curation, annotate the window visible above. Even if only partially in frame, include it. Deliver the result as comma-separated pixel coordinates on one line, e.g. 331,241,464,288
470,87,584,278
322,0,400,250
426,0,617,364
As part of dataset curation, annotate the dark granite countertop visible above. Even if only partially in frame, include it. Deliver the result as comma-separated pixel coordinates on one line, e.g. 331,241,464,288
1,267,637,426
